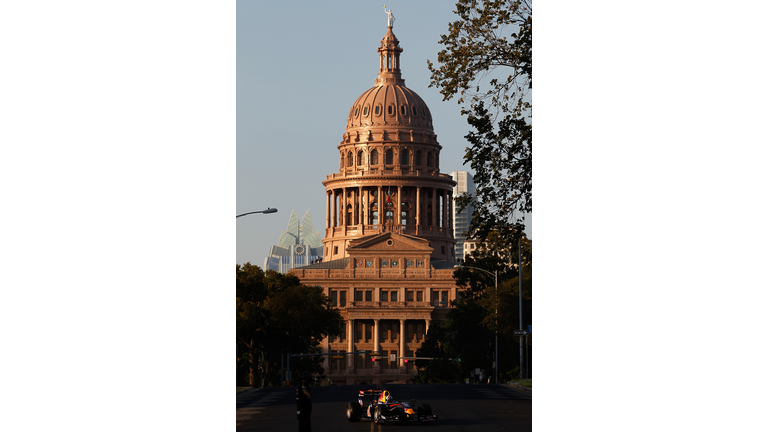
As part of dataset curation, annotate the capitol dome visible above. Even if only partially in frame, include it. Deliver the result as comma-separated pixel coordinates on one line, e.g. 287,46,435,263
344,27,434,135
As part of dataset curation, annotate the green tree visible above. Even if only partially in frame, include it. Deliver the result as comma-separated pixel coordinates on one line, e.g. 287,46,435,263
236,263,344,387
428,0,532,243
414,322,462,383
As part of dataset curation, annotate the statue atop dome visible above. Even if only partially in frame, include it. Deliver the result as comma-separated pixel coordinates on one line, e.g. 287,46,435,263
383,6,395,27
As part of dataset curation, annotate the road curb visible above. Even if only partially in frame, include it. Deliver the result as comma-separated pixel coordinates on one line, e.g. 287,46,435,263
237,387,262,395
503,383,532,395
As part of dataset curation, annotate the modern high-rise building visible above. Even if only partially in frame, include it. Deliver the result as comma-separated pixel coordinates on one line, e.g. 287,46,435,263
289,19,464,385
263,209,323,274
451,171,476,263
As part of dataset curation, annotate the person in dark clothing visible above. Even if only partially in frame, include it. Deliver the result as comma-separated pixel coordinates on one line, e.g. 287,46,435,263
296,371,312,432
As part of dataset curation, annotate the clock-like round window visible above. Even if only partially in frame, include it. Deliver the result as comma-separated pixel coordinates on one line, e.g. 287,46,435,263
356,259,363,267
294,245,305,255
381,260,389,267
366,260,373,267
417,260,424,267
407,260,414,267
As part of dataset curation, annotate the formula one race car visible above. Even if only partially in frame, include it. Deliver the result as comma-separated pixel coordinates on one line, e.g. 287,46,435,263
346,388,438,425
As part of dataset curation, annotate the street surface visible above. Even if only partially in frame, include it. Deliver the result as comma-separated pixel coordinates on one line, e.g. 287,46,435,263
237,383,531,432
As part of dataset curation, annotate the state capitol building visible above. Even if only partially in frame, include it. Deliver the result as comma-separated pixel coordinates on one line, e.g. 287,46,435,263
289,21,464,385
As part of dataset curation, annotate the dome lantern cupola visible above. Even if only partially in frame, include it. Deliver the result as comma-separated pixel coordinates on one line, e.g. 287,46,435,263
376,27,404,86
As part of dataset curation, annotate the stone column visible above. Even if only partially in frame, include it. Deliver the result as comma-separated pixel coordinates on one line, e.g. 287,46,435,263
416,186,421,233
342,187,347,226
347,319,355,373
425,318,431,335
326,190,330,229
331,190,336,228
378,186,383,228
359,186,363,228
397,185,402,230
431,188,437,228
399,318,406,368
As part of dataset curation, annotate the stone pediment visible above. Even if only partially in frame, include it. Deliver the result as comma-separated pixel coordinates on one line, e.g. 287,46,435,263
347,232,432,253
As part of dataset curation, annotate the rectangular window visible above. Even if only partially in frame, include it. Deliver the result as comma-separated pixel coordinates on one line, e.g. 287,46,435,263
372,210,378,225
355,290,363,302
365,290,372,302
432,291,439,306
391,291,398,302
417,291,423,302
407,323,414,342
356,322,363,341
340,291,347,307
339,326,346,341
416,323,424,341
381,291,388,302
365,323,372,341
406,290,414,302
380,323,388,342
441,291,448,306
330,291,337,307
340,350,347,370
388,350,397,369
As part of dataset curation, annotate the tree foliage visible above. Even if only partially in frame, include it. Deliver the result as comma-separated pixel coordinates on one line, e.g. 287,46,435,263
428,0,532,242
414,235,532,383
236,263,344,387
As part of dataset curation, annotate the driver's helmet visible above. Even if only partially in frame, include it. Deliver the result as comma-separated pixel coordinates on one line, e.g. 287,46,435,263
379,390,392,403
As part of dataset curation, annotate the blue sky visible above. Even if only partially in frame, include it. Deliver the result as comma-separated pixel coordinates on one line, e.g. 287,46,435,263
236,1,525,265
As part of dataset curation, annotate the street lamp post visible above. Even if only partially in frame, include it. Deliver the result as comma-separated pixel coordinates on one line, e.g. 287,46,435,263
236,208,278,218
454,264,498,385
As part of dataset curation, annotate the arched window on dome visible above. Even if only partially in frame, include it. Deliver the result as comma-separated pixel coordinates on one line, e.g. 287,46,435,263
414,150,422,166
357,150,363,166
400,105,406,116
427,152,434,167
371,150,379,166
347,151,353,168
388,105,393,116
400,149,409,165
385,149,393,165
412,106,418,116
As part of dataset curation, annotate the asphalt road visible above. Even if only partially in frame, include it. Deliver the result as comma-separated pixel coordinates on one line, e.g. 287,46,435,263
237,384,531,432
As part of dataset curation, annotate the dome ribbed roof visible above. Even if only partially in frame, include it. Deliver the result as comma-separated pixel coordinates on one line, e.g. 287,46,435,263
344,27,434,133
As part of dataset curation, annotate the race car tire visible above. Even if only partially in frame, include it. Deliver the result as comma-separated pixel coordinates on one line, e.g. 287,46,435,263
373,405,385,425
418,404,432,425
419,404,432,415
346,402,362,422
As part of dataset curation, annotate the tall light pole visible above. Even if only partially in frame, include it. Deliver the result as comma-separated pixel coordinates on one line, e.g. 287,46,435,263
454,264,498,384
236,208,278,218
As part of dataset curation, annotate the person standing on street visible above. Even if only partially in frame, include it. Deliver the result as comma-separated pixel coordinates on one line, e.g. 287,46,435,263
296,371,312,432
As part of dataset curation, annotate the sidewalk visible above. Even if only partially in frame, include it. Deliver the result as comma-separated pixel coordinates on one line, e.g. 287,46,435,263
504,380,532,395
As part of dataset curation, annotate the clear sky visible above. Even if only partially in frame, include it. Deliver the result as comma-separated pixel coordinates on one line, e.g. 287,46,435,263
236,1,529,266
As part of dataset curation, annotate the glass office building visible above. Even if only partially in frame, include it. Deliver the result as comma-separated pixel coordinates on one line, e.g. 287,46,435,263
263,209,324,274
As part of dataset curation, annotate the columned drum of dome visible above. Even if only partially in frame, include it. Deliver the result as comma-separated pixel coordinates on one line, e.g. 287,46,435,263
322,25,457,263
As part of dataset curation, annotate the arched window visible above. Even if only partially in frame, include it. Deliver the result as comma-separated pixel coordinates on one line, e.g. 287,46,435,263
414,151,421,166
388,106,393,115
385,149,393,165
347,151,353,167
400,149,409,165
357,150,363,166
427,152,433,167
371,150,379,165
400,105,406,116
